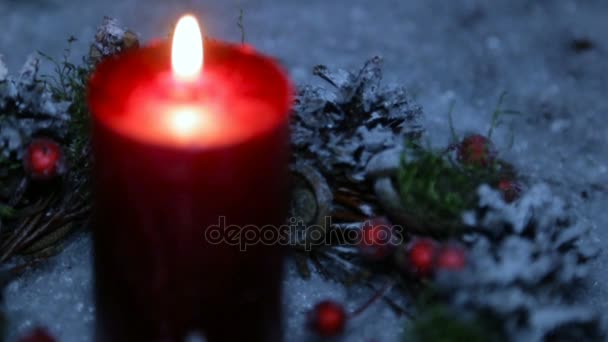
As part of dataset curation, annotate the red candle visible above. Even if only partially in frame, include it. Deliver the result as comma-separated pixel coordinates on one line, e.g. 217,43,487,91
88,15,293,342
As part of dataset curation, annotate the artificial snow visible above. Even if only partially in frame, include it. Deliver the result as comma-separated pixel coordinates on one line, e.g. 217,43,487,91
4,233,407,342
2,0,608,341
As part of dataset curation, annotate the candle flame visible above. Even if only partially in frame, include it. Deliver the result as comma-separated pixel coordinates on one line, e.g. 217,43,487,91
172,15,203,81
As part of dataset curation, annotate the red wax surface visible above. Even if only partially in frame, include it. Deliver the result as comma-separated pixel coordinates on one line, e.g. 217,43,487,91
88,40,292,342
90,40,291,148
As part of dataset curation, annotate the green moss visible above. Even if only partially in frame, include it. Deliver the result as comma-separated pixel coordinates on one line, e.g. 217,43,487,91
397,96,520,235
0,204,14,219
398,145,476,219
396,142,487,235
397,142,512,235
407,305,503,342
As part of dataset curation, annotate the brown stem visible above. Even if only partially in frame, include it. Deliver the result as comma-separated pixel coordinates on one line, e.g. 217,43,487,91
62,204,91,221
13,198,51,219
8,177,29,207
333,192,365,210
310,253,333,280
18,212,63,251
365,281,414,319
335,187,360,195
0,212,43,262
349,280,395,319
6,257,47,278
332,210,367,223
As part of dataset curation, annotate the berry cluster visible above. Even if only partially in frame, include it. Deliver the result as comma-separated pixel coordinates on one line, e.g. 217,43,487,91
405,238,466,277
456,133,522,203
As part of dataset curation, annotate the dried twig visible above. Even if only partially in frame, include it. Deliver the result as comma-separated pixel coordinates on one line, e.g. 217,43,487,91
350,279,395,318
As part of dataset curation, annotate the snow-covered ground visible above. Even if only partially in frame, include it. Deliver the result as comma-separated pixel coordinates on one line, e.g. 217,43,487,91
1,0,607,341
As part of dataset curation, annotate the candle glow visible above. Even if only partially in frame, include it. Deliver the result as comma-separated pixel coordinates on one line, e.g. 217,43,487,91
167,106,206,140
172,14,204,82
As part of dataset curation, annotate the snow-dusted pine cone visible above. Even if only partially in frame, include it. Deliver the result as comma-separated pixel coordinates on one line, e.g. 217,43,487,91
292,57,423,184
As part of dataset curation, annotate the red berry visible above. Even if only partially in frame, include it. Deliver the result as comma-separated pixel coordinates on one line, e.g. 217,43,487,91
358,217,395,260
407,238,438,276
18,328,56,342
307,300,347,337
498,178,522,203
23,138,64,180
457,134,496,168
436,244,467,271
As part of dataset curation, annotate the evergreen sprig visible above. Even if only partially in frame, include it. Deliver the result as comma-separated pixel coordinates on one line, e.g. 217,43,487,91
39,37,92,174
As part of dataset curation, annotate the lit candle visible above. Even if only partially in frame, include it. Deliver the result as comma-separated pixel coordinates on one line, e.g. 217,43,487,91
88,15,292,342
